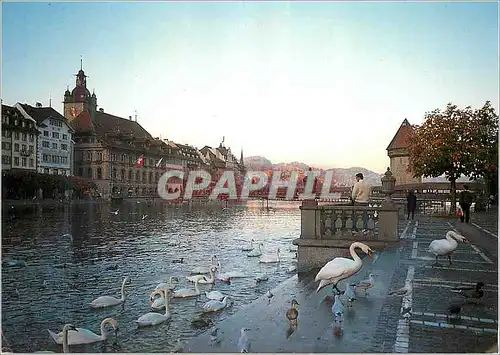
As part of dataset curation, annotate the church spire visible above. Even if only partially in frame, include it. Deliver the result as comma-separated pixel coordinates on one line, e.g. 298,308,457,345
240,148,244,165
80,54,83,70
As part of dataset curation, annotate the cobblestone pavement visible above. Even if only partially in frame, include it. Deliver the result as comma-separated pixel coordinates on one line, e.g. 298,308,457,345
185,213,498,353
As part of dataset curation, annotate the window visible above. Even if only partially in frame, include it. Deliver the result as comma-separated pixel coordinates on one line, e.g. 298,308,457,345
136,170,140,182
44,168,49,174
22,133,27,141
142,171,146,181
43,131,49,137
14,132,19,140
87,151,92,161
14,157,19,166
2,155,11,164
112,168,117,179
29,158,34,167
121,169,125,181
54,169,59,175
52,132,59,139
52,143,57,149
29,134,34,142
22,144,27,152
87,168,92,178
149,172,152,183
97,168,102,179
96,152,103,161
42,141,50,148
22,121,26,128
21,157,27,167
29,145,34,153
78,167,83,176
63,134,68,140
14,119,18,126
14,143,19,152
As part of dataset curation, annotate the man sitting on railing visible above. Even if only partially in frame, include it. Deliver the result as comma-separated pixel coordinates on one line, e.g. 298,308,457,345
351,172,371,233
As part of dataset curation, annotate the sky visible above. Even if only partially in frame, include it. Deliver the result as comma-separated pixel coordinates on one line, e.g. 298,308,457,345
2,1,499,173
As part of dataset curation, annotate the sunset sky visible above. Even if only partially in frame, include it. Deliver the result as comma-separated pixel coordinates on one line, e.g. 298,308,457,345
2,1,498,173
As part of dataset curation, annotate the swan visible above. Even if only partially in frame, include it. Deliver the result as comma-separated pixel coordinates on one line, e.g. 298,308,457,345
171,279,201,298
205,290,225,301
190,255,218,274
137,289,171,327
259,248,281,264
202,296,230,312
428,230,469,265
52,324,77,353
247,243,263,257
242,239,255,252
48,318,118,345
315,242,373,294
216,261,247,279
155,276,179,292
186,266,217,284
90,276,131,308
150,289,167,310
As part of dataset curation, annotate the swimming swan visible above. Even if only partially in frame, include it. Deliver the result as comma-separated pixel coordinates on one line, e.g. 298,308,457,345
247,243,263,257
190,255,218,275
155,276,179,292
90,276,131,308
172,279,201,298
205,290,225,301
202,296,230,312
242,239,255,252
186,267,217,284
315,242,373,294
48,318,118,345
137,289,171,326
259,248,281,264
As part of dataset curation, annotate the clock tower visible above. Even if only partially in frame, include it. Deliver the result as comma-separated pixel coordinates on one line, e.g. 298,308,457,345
63,58,97,121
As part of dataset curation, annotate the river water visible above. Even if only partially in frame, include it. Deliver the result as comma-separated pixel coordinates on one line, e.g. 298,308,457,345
2,201,300,353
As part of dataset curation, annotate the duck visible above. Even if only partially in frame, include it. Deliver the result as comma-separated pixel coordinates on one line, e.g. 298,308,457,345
238,328,251,353
186,266,217,284
172,279,201,298
155,276,179,292
354,274,375,295
285,299,299,324
447,301,465,319
3,259,27,267
172,258,184,264
450,282,484,302
90,276,131,308
202,296,231,312
247,243,263,257
205,290,225,301
315,242,373,294
137,288,172,327
241,239,255,252
190,255,218,274
428,230,469,265
48,318,118,345
209,326,221,346
259,248,281,264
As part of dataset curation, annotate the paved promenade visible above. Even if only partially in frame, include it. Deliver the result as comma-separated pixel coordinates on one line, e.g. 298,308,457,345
185,211,498,353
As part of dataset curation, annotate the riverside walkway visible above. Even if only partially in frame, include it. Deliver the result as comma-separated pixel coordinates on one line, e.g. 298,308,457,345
185,211,498,353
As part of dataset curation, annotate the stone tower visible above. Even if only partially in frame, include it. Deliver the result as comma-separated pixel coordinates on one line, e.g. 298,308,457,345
386,119,422,185
63,59,97,121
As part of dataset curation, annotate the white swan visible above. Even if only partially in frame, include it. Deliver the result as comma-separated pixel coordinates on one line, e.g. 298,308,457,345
242,239,255,251
205,290,225,301
259,248,281,264
48,318,118,345
172,279,201,298
150,289,167,310
202,296,230,312
137,289,171,327
315,242,373,293
247,243,263,257
44,324,77,353
190,255,217,274
216,261,247,279
90,276,131,308
428,230,469,265
155,276,179,291
186,266,217,284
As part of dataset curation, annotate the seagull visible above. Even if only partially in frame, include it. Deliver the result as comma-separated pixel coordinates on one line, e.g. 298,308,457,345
142,214,148,220
110,209,119,215
209,327,221,346
388,281,413,298
450,282,484,302
332,294,345,326
354,274,375,295
238,328,251,353
344,284,356,307
266,289,273,304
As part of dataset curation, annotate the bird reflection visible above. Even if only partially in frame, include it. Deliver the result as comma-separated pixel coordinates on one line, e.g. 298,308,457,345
285,320,298,339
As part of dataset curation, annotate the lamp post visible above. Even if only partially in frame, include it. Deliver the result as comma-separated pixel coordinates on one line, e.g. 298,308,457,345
381,167,396,208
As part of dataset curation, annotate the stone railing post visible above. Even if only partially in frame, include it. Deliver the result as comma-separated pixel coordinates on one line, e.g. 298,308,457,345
378,167,399,241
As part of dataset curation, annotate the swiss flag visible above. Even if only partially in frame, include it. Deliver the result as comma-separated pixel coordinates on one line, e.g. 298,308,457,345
136,155,145,167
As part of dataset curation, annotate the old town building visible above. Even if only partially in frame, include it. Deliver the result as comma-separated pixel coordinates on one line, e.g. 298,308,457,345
18,103,74,175
1,104,39,171
386,118,422,186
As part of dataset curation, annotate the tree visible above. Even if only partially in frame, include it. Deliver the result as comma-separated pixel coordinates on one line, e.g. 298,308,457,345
407,103,480,214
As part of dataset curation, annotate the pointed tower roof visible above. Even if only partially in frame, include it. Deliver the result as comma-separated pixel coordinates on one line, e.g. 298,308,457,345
386,118,414,151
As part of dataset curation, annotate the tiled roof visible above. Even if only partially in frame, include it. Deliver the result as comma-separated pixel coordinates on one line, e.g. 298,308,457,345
19,104,66,124
70,110,94,133
386,119,414,151
93,111,152,138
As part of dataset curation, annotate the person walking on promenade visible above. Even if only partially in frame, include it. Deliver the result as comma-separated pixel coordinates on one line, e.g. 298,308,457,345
458,185,474,224
351,173,371,232
406,190,417,220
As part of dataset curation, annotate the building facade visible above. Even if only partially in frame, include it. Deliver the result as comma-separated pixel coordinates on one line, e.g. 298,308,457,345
18,103,74,175
1,104,39,171
386,119,422,185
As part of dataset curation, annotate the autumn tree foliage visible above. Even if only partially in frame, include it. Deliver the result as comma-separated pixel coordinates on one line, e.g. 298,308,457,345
407,101,498,214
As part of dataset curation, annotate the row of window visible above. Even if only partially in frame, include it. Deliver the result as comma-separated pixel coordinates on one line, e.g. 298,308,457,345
41,154,69,165
2,155,35,168
2,141,35,153
2,131,35,142
43,131,69,140
43,168,69,175
41,141,68,150
2,116,35,129
49,119,63,127
77,167,161,183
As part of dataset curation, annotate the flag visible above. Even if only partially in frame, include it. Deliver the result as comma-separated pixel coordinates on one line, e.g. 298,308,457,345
136,155,145,167
155,157,163,168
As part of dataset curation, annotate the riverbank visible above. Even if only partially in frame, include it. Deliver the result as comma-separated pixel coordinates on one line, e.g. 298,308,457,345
185,212,498,353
